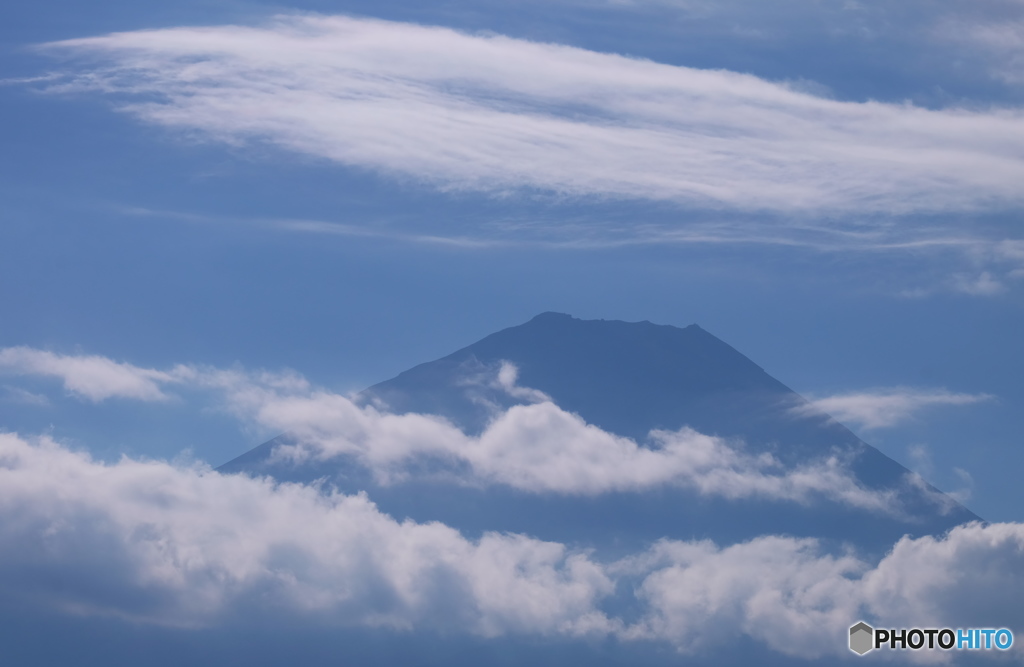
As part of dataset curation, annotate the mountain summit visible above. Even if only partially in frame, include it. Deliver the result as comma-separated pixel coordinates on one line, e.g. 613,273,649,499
220,313,978,554
365,312,869,457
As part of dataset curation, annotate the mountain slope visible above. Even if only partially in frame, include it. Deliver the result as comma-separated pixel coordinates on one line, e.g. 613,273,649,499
220,312,978,554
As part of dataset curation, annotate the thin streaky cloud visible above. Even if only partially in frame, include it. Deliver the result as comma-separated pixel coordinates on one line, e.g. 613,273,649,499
1,386,51,407
118,206,514,249
276,219,500,249
935,15,1024,85
951,271,1006,296
119,205,1024,263
121,206,1024,294
37,14,1024,218
796,387,994,430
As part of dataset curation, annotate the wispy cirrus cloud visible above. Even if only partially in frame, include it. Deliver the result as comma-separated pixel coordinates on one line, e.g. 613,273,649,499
0,432,1021,660
934,13,1024,86
1,385,50,407
36,14,1024,219
579,0,1024,95
796,387,994,430
113,206,1024,298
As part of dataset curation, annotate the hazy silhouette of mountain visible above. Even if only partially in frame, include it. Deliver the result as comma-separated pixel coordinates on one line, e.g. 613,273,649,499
220,313,979,556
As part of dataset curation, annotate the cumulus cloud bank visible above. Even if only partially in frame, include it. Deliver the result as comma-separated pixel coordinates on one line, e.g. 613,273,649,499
620,524,1024,660
241,391,898,511
797,388,994,430
0,432,612,635
1,432,1021,660
39,15,1024,216
0,346,899,511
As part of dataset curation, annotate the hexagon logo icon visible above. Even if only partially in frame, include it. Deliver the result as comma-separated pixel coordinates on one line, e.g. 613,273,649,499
850,621,874,655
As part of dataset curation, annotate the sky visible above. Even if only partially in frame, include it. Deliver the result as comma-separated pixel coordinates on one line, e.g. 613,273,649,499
1,0,1024,663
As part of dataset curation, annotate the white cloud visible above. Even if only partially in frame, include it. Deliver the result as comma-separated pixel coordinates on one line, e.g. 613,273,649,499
904,445,973,505
621,522,1024,660
952,271,1006,296
200,363,900,512
492,361,551,404
934,15,1024,85
0,432,613,635
120,206,1024,267
949,467,974,504
796,388,994,430
1,385,50,407
450,359,553,413
907,443,934,478
0,347,900,511
38,14,1024,217
1,432,1021,661
0,346,189,402
619,536,866,657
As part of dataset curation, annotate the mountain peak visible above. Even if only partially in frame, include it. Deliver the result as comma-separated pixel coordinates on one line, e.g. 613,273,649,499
219,313,978,554
424,313,773,440
529,311,575,322
526,311,706,334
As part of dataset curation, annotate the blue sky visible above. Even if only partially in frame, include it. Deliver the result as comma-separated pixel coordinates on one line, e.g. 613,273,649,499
3,0,1022,517
1,1,1024,662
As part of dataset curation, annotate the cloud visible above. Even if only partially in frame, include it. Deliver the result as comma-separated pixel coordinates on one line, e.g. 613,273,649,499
271,401,897,510
621,522,1024,660
36,14,1024,218
949,467,975,504
619,535,866,657
952,271,1006,296
899,267,1017,299
591,0,1024,91
1,432,1021,660
907,443,935,478
490,361,551,404
0,432,613,635
113,207,1024,296
796,388,994,430
904,445,974,505
0,347,899,510
1,386,50,407
0,346,189,402
450,359,553,412
933,13,1024,86
196,362,900,512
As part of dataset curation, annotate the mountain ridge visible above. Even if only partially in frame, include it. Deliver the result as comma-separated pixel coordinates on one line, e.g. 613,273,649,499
219,312,979,555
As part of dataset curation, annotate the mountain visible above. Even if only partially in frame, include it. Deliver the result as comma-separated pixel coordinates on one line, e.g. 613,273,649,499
219,312,978,555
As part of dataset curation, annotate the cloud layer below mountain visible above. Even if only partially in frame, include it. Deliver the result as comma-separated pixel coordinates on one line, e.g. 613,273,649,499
1,431,1022,661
